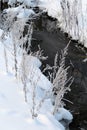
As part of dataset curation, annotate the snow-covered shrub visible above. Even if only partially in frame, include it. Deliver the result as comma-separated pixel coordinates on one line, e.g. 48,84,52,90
49,42,73,115
39,41,73,115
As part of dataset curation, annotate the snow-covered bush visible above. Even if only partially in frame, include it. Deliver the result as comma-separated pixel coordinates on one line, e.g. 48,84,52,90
40,41,73,115
46,42,73,115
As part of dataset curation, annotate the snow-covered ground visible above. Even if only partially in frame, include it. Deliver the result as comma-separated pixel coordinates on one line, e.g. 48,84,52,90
0,67,64,130
0,29,73,130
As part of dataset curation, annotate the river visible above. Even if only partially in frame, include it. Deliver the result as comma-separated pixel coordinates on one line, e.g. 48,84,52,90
32,14,87,130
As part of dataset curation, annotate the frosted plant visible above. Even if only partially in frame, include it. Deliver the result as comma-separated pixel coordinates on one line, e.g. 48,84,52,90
20,54,40,118
11,20,33,77
1,7,49,118
1,8,34,77
24,22,33,53
50,41,73,114
30,45,48,61
20,49,48,118
21,54,27,102
1,4,44,75
30,67,41,119
60,0,84,41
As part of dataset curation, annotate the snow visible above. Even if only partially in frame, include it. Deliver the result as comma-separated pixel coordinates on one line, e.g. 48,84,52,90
8,0,16,5
54,108,73,121
0,72,65,130
83,58,87,62
38,0,61,19
21,55,52,90
0,10,73,129
0,39,66,130
0,29,3,36
22,55,42,68
17,9,35,19
4,6,35,19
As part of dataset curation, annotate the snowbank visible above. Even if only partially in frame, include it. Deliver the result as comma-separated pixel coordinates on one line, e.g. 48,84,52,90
0,40,66,130
54,108,73,121
0,2,74,127
38,0,61,19
0,29,73,130
0,72,65,130
38,0,87,48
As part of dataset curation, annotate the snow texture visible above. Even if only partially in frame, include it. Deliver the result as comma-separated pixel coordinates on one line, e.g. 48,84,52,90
0,39,65,130
4,6,35,19
0,28,73,130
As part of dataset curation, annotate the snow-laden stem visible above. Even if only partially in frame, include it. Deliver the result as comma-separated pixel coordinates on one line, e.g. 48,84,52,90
21,54,27,102
31,68,41,119
51,41,73,114
4,46,8,73
13,41,17,78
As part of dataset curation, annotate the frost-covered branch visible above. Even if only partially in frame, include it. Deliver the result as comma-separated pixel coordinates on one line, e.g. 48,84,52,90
51,41,73,114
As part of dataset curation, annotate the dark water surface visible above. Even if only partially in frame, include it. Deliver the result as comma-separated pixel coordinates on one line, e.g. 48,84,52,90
32,14,87,130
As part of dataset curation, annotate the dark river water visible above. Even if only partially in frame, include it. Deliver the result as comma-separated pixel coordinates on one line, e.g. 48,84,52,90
32,14,87,130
